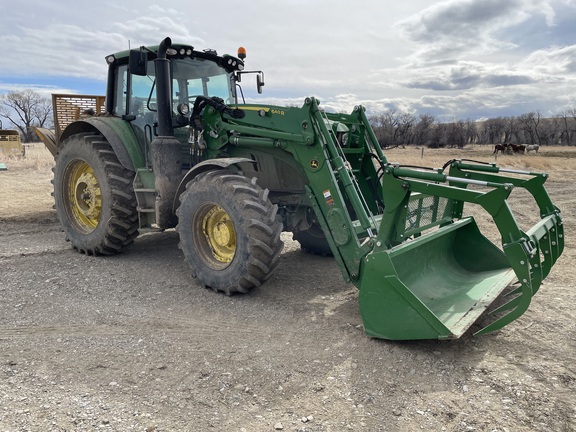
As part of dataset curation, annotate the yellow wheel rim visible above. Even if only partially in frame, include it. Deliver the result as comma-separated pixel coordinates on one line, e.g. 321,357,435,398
201,204,236,264
66,160,102,232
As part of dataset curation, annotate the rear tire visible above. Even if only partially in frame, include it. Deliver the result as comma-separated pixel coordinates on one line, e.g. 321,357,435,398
52,133,139,255
294,223,333,256
176,170,284,295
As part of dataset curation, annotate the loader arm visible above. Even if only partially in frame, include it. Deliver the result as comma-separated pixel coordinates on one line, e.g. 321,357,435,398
200,97,379,282
199,96,564,340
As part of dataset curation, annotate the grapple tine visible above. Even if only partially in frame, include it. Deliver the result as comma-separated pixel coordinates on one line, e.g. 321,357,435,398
507,287,522,296
474,213,564,335
489,293,521,315
474,282,533,335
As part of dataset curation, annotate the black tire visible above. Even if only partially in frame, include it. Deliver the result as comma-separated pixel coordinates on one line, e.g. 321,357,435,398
52,133,139,255
176,170,284,295
293,223,333,256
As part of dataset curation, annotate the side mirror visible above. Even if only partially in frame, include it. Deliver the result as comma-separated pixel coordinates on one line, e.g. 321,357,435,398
257,72,265,94
129,49,148,76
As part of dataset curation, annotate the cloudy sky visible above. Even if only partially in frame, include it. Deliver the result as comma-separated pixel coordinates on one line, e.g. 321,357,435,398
2,0,576,120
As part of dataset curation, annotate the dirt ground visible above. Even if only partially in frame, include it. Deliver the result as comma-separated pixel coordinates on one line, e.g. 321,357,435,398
0,145,574,431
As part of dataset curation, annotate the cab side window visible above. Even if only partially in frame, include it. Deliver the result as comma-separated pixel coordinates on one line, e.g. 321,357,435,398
113,65,128,116
132,70,156,116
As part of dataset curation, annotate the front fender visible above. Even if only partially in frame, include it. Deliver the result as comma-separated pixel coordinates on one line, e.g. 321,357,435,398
61,116,145,171
173,157,255,211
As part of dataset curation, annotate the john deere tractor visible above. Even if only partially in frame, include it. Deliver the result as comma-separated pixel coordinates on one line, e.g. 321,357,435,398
36,37,564,340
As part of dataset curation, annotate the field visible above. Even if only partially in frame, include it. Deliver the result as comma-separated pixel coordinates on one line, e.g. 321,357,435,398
0,144,574,431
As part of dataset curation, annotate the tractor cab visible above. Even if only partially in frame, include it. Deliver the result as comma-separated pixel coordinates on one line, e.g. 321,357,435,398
104,38,263,140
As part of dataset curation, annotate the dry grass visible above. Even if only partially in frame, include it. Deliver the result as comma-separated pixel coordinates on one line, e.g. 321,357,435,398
383,144,576,172
5,143,576,172
2,143,55,170
2,143,575,220
0,144,55,219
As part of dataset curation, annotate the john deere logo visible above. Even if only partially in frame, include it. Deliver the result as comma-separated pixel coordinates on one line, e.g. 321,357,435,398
310,159,319,169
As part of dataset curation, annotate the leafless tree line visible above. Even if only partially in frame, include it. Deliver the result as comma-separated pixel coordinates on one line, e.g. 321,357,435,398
370,109,576,148
3,89,576,148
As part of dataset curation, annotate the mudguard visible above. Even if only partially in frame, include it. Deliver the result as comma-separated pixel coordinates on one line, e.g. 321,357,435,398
60,116,145,171
173,157,256,212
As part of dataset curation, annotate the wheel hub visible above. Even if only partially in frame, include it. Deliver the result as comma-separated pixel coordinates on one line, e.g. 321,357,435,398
213,221,232,247
67,161,102,231
202,205,236,263
75,171,101,220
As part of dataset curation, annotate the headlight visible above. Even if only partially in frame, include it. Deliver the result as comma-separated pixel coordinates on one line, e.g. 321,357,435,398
177,103,190,116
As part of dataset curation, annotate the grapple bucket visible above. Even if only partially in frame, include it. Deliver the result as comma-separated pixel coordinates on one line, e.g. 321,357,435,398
355,161,564,340
359,218,517,340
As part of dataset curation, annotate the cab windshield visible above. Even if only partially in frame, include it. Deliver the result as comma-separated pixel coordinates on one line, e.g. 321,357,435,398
115,57,235,127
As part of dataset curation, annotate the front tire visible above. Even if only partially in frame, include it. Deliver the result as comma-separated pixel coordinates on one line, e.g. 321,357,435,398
53,133,139,255
176,170,284,295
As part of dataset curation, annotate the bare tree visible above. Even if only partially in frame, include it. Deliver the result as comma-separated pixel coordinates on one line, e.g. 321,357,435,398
370,110,401,147
556,112,573,145
446,119,465,148
502,116,520,144
544,116,562,146
480,117,506,144
368,113,388,146
413,114,435,146
0,90,53,142
428,123,447,148
532,110,544,145
464,119,478,145
381,110,401,147
567,108,576,145
396,113,415,145
518,113,537,144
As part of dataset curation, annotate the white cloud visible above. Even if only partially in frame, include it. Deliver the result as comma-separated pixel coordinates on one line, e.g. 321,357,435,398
2,0,576,120
522,45,576,74
395,0,561,61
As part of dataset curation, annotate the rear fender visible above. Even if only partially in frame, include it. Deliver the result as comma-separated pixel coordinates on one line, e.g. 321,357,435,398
60,117,145,171
173,157,255,212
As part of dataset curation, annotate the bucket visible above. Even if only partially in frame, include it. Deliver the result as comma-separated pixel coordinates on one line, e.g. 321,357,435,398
359,218,518,340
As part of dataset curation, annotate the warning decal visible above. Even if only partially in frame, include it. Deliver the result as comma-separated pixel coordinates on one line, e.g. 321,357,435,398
323,189,334,206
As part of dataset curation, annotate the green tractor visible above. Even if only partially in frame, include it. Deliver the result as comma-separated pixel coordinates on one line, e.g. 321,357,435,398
36,37,564,340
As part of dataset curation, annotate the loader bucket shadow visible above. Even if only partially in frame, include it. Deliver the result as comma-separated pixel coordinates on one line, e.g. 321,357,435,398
359,218,517,340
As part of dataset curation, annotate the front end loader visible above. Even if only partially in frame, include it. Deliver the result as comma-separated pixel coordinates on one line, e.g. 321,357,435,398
36,37,563,340
196,97,563,340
